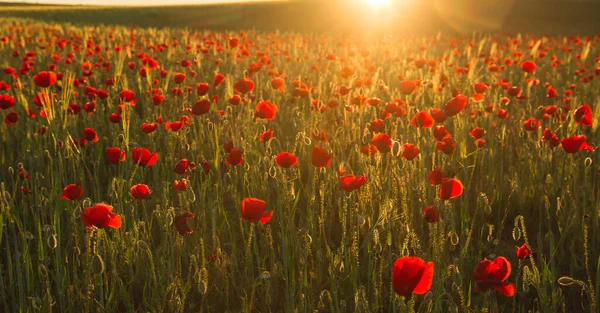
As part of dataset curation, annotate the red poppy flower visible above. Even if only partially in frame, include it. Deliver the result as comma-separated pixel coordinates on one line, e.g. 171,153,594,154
360,144,378,157
469,127,486,139
106,147,126,164
229,94,242,105
523,118,541,131
474,257,515,297
440,178,463,200
174,212,195,235
180,115,191,125
436,137,456,155
471,93,485,103
516,244,531,259
311,146,333,168
201,161,211,174
33,71,57,88
226,148,243,166
339,175,367,192
372,134,392,153
0,81,10,91
83,128,98,142
428,168,446,185
172,87,184,97
5,112,18,126
423,206,439,223
83,101,96,113
81,203,122,229
411,111,434,128
68,104,81,115
132,147,158,167
543,105,558,116
254,101,278,120
433,126,451,141
61,184,83,200
241,198,272,225
141,123,157,134
402,144,421,160
276,152,298,168
165,121,184,132
574,105,593,126
444,94,468,117
521,60,536,73
173,159,189,174
474,139,487,148
400,80,418,95
561,135,594,153
213,73,226,87
369,119,385,133
119,89,136,103
18,168,30,181
196,82,210,96
506,87,521,97
497,109,509,119
109,113,121,123
130,184,151,200
192,99,211,115
173,72,186,84
228,37,240,48
258,129,274,141
474,82,488,94
271,77,285,91
541,128,554,141
392,256,434,297
0,95,16,110
234,77,254,94
174,179,187,191
430,108,447,123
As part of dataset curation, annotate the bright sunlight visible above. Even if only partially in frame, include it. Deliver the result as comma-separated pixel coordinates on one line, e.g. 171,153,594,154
365,0,392,9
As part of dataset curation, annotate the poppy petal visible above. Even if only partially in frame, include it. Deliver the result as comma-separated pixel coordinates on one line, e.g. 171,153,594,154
260,210,273,225
413,261,434,294
496,283,515,297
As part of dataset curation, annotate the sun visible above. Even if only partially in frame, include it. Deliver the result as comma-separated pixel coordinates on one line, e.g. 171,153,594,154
365,0,392,8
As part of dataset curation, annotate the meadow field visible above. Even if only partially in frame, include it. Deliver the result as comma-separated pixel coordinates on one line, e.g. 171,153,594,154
0,1,600,312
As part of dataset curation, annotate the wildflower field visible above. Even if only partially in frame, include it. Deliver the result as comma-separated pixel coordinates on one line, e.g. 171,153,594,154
0,4,600,312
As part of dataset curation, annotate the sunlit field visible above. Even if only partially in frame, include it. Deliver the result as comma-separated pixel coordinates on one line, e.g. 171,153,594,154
1,1,600,312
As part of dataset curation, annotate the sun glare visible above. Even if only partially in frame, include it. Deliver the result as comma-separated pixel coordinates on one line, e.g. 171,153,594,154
365,0,392,9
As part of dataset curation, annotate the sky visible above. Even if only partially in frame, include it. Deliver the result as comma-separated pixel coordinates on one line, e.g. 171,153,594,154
2,0,270,6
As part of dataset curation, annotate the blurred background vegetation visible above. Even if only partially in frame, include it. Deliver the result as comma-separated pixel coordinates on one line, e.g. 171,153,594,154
0,0,599,35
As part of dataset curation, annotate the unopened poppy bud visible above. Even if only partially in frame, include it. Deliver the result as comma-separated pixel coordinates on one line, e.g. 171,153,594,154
47,235,57,249
558,276,574,286
91,254,105,275
137,240,150,251
39,264,48,277
357,214,365,226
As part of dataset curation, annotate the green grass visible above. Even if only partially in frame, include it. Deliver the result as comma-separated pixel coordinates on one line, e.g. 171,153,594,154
0,8,599,313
